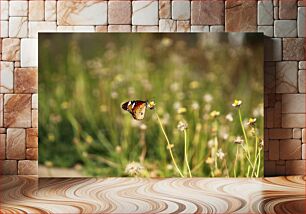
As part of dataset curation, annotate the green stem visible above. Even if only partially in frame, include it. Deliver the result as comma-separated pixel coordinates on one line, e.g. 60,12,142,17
240,145,255,170
234,146,239,177
251,135,259,177
256,148,262,177
155,112,184,177
238,109,251,159
184,130,192,178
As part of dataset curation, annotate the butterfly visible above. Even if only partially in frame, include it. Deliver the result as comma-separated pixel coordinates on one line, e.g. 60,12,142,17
122,100,155,120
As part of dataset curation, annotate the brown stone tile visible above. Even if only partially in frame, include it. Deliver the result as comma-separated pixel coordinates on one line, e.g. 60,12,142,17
282,114,305,128
298,70,305,93
136,26,159,32
95,26,108,32
225,0,257,32
266,108,274,128
4,94,31,128
32,110,38,128
108,25,131,32
26,128,38,148
285,160,305,175
269,129,292,139
264,151,269,160
293,128,302,139
6,128,25,159
0,128,5,134
0,134,5,159
177,20,190,32
108,1,131,24
283,38,305,61
276,61,298,93
26,148,38,160
280,139,302,160
2,38,20,61
18,160,38,175
159,1,171,19
0,160,17,175
264,138,269,152
303,129,306,143
282,94,305,113
269,140,279,160
191,0,224,25
0,94,3,127
264,160,276,176
279,0,297,19
275,164,285,176
14,68,38,93
264,62,275,94
273,101,282,128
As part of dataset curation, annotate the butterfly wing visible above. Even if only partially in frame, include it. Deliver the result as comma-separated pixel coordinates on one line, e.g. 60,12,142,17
122,100,147,120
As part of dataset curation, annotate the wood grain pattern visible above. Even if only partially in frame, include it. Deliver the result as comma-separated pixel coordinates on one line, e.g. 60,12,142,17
0,176,305,213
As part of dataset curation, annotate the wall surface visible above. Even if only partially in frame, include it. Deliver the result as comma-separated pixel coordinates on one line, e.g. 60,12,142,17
0,0,305,176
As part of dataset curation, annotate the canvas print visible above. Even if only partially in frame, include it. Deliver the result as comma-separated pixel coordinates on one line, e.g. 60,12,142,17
39,33,263,177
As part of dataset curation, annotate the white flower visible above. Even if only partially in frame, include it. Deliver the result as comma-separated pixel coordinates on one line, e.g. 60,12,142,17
177,121,188,132
225,113,233,122
191,101,200,110
216,148,225,160
208,139,215,148
125,162,145,177
234,136,244,144
203,93,213,103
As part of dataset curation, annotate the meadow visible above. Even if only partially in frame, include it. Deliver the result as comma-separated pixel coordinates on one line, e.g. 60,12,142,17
39,33,263,177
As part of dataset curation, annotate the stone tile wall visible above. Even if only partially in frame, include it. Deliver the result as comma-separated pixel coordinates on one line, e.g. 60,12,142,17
0,0,305,176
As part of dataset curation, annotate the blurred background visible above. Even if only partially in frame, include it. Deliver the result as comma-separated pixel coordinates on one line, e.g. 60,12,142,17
39,33,263,177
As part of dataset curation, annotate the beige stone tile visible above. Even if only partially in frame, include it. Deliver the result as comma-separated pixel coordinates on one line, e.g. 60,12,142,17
136,26,158,32
6,128,25,159
4,94,31,128
0,61,14,93
274,20,297,37
282,94,305,113
159,1,171,19
29,21,57,38
1,21,9,37
257,0,273,25
0,160,17,175
191,25,209,32
193,0,224,25
9,17,28,38
32,94,38,109
276,61,298,93
0,1,9,21
14,68,38,93
9,1,28,17
297,7,305,37
29,0,44,21
2,38,20,61
18,160,38,175
45,1,57,21
298,70,305,93
57,1,107,25
269,128,292,139
303,129,306,143
258,26,273,37
132,1,158,25
95,26,108,32
280,139,302,160
177,21,190,32
302,144,306,159
0,128,6,134
282,114,305,128
20,38,38,67
0,94,3,127
108,25,131,32
159,19,176,32
108,1,131,24
57,26,95,32
172,1,190,20
286,160,306,175
210,25,224,32
26,128,38,148
0,134,5,159
293,128,302,139
32,110,38,128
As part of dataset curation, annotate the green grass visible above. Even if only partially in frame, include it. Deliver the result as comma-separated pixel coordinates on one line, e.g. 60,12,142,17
39,33,263,177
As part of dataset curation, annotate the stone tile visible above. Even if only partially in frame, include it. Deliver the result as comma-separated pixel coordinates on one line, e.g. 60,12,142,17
274,20,297,37
210,25,224,32
269,140,279,160
303,129,306,143
26,128,38,148
298,0,305,6
57,1,107,25
0,1,9,20
136,26,159,32
0,134,5,159
108,25,131,32
264,38,281,62
20,38,38,67
269,128,292,139
0,128,6,134
9,17,28,38
29,1,44,21
172,1,190,20
286,160,305,175
132,1,158,25
225,0,256,32
4,94,31,128
0,61,14,93
282,94,305,113
108,1,131,24
258,0,273,25
6,128,25,159
26,148,38,160
132,25,136,32
264,151,269,160
29,21,57,38
273,101,282,128
273,0,279,7
95,26,108,32
293,128,302,139
159,19,176,32
283,38,305,61
18,160,38,175
9,1,28,17
0,160,17,175
297,7,305,37
159,1,171,19
32,110,38,128
264,62,275,94
45,1,57,21
279,0,297,19
192,0,224,25
274,6,279,19
266,108,274,128
177,21,190,32
258,26,273,37
276,61,298,93
280,139,302,160
299,61,306,69
32,94,38,109
298,70,305,93
14,68,38,93
0,21,8,37
0,94,3,127
303,144,306,159
191,25,209,32
264,160,276,176
57,26,95,32
2,38,20,61
275,164,285,176
14,61,20,68
282,114,305,128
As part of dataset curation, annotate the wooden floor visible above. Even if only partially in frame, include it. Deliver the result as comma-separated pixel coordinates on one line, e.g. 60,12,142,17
0,176,305,214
